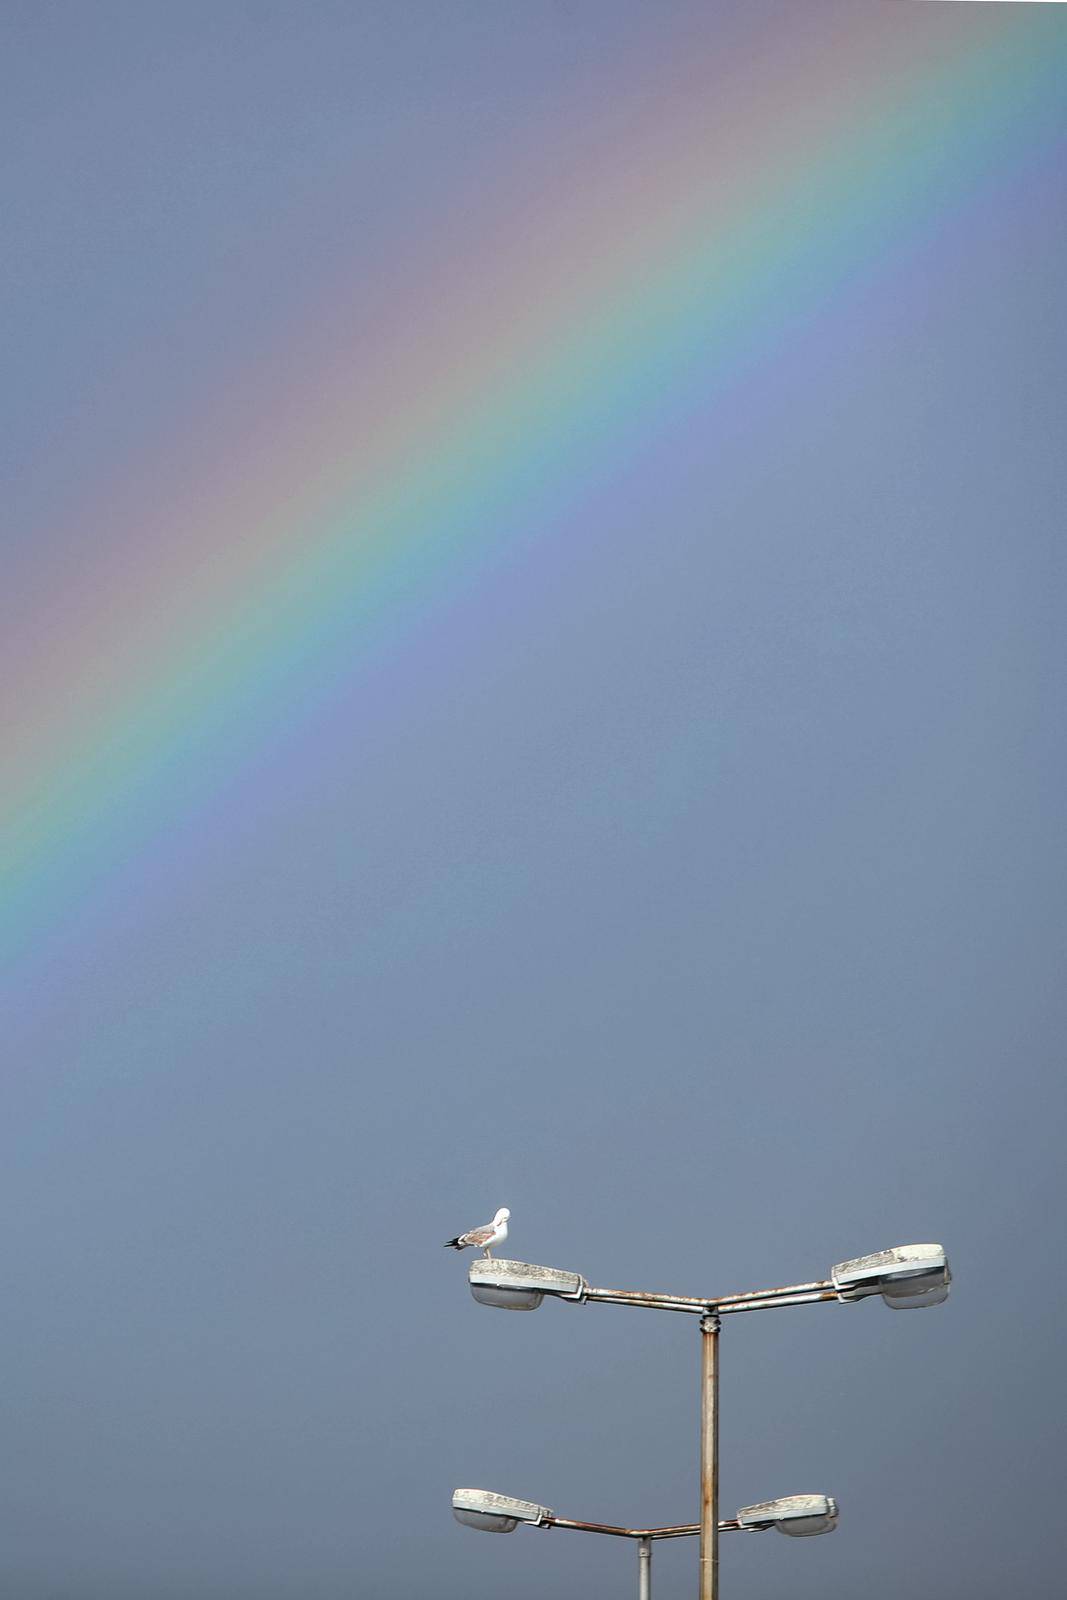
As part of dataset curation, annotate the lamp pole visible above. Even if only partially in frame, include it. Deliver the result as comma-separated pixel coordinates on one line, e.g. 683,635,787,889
637,1535,651,1600
700,1312,720,1600
463,1243,950,1598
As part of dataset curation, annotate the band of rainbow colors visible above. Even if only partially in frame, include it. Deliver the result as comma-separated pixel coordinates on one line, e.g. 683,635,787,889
4,5,1066,970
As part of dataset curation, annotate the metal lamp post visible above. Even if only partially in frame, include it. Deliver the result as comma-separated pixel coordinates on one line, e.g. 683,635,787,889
463,1242,950,1600
452,1487,838,1600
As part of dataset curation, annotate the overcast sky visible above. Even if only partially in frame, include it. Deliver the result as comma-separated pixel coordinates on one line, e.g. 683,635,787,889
4,3,1066,1596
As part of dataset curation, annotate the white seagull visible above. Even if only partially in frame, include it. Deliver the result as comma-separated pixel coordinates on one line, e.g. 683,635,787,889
444,1207,510,1258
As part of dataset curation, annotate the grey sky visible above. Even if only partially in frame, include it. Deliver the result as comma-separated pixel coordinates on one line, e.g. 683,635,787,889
3,3,1066,1596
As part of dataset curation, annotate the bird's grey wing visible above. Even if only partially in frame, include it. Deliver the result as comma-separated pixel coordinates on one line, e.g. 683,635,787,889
459,1223,494,1247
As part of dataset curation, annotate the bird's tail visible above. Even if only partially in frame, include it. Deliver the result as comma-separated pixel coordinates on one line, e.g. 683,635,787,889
444,1237,465,1250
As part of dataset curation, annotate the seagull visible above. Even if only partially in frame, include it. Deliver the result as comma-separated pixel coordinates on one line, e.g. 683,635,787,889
444,1207,510,1258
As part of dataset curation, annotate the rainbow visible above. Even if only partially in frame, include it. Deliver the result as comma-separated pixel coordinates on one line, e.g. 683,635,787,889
5,5,1065,971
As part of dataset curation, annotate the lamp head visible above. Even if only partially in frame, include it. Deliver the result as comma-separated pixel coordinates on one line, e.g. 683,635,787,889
452,1488,552,1533
832,1243,950,1308
469,1258,587,1310
737,1494,839,1536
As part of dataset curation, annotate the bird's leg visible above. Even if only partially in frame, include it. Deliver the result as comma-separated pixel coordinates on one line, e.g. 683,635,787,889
484,1247,493,1258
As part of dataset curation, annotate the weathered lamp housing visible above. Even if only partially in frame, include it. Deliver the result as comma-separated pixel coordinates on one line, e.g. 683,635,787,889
832,1243,950,1309
452,1488,552,1533
737,1494,839,1537
469,1259,587,1311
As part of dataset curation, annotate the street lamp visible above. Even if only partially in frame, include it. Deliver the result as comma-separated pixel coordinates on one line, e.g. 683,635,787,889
468,1261,584,1311
452,1488,552,1533
831,1243,951,1309
464,1243,948,1600
452,1487,837,1599
735,1493,839,1536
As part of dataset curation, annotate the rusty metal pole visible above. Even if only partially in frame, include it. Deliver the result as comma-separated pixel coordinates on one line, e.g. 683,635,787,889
637,1535,652,1600
699,1312,720,1600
